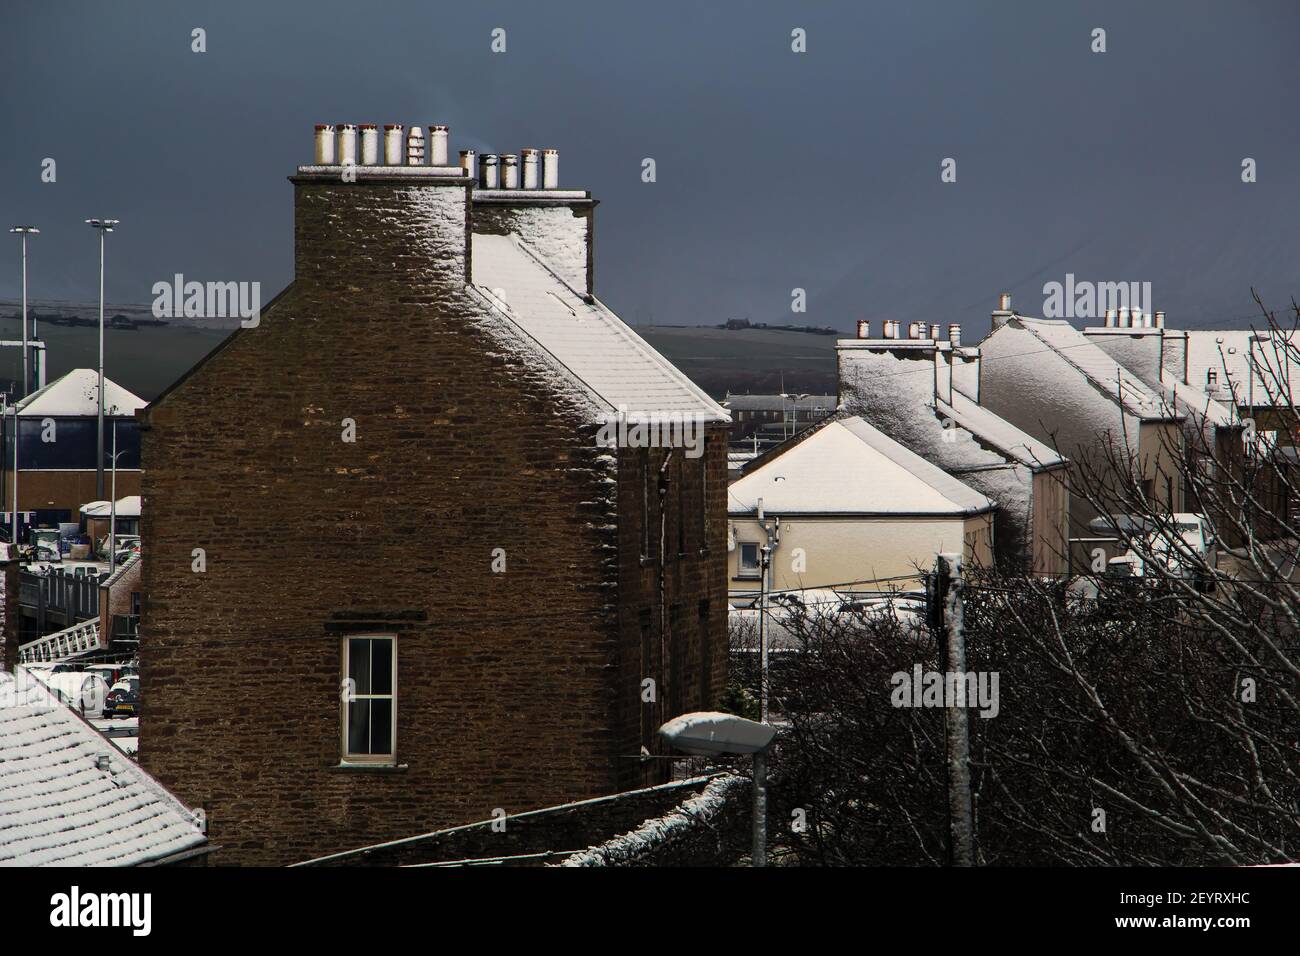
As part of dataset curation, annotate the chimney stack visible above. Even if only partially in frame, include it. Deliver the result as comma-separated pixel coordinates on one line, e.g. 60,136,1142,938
521,148,540,188
856,319,870,339
501,154,520,189
314,124,336,164
383,125,404,165
480,154,500,188
542,148,559,188
337,124,358,166
460,149,477,180
359,125,379,165
406,126,425,165
991,291,1013,330
428,125,449,166
948,323,961,345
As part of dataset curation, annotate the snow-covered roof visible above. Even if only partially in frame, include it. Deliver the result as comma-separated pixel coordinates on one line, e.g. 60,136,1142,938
80,495,142,519
1158,369,1237,429
1013,318,1175,421
728,416,994,517
16,369,145,418
471,233,728,424
0,668,207,866
939,390,1067,470
1184,329,1300,408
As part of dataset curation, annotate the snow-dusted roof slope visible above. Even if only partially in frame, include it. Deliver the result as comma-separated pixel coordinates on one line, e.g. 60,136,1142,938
16,369,145,418
1015,318,1173,420
1184,329,1300,408
1158,370,1237,429
728,417,993,516
0,668,206,866
471,234,728,423
939,391,1066,470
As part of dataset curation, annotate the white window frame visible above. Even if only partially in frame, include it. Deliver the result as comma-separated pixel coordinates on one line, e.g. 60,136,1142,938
340,633,397,766
737,541,761,579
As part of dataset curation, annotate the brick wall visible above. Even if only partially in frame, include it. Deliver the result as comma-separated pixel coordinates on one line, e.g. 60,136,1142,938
139,173,725,865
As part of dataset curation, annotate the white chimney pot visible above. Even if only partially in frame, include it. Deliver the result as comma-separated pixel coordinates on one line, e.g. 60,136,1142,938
383,125,404,165
314,124,336,164
406,125,425,165
480,154,500,188
542,148,559,188
428,125,449,166
501,153,520,189
522,148,540,188
337,124,358,166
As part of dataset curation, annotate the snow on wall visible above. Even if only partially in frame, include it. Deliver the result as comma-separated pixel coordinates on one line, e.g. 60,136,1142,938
838,346,1038,559
557,772,750,867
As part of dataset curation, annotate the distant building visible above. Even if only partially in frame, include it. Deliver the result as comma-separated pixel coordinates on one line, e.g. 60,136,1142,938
727,415,995,594
837,320,1070,574
1,369,144,534
137,126,730,865
722,393,836,445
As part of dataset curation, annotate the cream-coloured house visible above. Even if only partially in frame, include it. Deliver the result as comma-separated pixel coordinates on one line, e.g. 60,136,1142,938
727,415,995,595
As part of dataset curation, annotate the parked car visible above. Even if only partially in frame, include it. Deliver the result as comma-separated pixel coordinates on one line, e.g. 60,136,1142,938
102,678,139,719
1105,513,1216,590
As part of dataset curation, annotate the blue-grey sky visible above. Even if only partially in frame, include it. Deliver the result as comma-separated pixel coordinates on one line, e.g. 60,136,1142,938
2,0,1297,334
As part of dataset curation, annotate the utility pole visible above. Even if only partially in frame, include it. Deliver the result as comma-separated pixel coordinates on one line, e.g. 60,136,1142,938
85,219,119,499
755,496,779,724
932,552,975,866
108,421,119,573
9,227,39,399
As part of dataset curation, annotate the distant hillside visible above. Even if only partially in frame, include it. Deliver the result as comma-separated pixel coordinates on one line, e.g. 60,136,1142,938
634,325,839,399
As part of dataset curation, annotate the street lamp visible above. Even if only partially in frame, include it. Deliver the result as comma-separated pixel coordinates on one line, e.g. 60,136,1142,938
9,227,39,399
85,219,119,499
658,711,778,867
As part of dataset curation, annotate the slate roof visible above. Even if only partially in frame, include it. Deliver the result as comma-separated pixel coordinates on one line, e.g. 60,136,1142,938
728,416,994,517
0,668,207,866
1184,329,1300,409
1014,318,1176,421
470,233,728,424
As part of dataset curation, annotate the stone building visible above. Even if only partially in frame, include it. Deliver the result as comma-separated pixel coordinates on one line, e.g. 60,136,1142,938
138,125,730,865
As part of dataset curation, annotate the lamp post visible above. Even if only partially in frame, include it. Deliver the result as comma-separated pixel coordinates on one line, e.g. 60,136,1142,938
659,712,778,867
85,219,119,500
9,227,38,399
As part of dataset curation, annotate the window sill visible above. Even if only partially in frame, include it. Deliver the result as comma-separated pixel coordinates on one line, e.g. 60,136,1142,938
331,762,408,773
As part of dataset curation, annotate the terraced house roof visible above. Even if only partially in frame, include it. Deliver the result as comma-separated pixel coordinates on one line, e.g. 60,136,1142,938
0,669,207,866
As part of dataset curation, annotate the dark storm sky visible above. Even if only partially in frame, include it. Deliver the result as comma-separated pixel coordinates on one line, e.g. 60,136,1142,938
2,0,1297,334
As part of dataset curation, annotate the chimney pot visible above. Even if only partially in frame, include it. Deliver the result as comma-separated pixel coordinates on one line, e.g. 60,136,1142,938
948,323,961,345
929,323,941,340
459,149,477,180
359,124,379,165
997,292,1011,312
428,125,449,166
542,148,559,188
314,124,336,164
521,148,540,188
337,124,358,166
480,153,500,188
1155,310,1166,328
501,153,520,189
383,125,404,165
856,319,870,339
405,125,425,165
